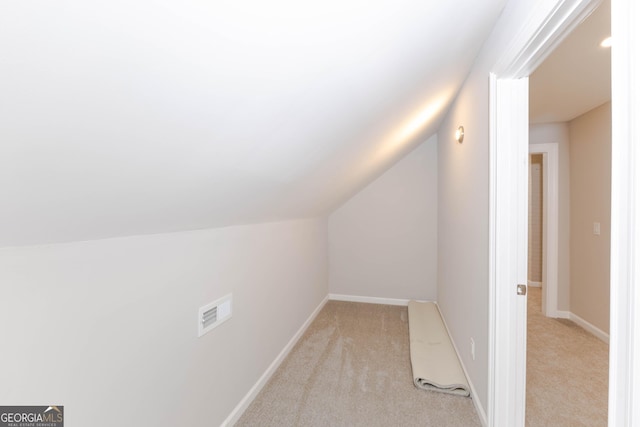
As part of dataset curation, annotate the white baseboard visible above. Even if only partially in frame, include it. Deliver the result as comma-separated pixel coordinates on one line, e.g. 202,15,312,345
221,296,329,426
547,310,608,343
329,293,430,306
434,303,488,427
569,312,610,344
527,280,542,288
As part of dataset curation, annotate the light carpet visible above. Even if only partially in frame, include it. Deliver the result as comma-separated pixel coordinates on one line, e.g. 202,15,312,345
236,301,481,426
526,286,608,426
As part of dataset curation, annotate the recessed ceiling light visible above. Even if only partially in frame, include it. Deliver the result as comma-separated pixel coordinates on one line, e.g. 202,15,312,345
600,36,612,48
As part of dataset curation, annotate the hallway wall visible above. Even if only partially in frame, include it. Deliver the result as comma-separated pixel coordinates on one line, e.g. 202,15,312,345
569,101,611,334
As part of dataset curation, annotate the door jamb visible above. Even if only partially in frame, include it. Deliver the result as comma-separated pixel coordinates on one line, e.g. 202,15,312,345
529,143,560,318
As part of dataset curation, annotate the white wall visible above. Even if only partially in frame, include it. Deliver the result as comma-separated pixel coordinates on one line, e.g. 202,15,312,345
328,136,438,301
437,81,491,411
0,218,328,426
569,101,611,333
530,123,571,310
436,0,560,414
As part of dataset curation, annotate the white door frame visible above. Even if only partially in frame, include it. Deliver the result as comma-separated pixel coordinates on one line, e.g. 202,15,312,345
529,144,559,318
486,0,640,425
608,0,640,423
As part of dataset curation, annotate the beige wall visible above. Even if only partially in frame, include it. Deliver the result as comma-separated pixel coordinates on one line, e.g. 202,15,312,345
0,218,328,426
530,123,571,310
328,135,438,301
569,101,611,333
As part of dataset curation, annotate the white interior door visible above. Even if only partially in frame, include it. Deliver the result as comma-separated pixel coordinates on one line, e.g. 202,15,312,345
489,1,604,426
489,1,639,426
489,75,529,427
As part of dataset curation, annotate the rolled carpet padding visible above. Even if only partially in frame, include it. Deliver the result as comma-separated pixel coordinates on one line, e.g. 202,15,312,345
408,301,471,397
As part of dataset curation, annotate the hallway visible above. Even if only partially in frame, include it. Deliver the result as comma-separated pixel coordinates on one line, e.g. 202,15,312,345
526,287,608,426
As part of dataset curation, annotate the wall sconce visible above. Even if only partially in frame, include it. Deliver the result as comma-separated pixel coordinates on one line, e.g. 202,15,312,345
455,126,464,143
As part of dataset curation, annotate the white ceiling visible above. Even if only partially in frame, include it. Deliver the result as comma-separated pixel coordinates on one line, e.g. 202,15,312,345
529,0,611,123
0,0,507,247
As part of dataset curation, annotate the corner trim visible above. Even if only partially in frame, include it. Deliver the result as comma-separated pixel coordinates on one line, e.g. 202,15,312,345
221,296,328,426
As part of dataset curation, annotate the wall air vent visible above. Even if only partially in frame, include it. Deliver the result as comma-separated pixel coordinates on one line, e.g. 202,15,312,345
198,294,232,337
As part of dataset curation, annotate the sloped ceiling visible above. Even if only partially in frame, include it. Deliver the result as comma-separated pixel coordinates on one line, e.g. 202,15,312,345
0,0,506,247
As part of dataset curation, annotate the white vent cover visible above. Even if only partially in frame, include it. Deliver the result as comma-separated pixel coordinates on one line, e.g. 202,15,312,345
198,294,232,337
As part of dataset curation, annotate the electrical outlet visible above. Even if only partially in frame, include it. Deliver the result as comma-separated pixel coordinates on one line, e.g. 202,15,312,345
470,338,475,361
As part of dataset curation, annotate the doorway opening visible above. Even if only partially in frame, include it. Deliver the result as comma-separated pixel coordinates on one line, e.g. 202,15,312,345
525,2,612,421
527,153,544,290
489,0,639,422
527,144,559,318
486,0,633,424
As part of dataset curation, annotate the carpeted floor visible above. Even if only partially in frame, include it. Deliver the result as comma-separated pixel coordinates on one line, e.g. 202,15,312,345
526,286,609,426
236,301,481,426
